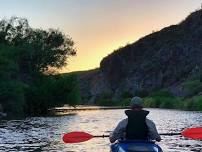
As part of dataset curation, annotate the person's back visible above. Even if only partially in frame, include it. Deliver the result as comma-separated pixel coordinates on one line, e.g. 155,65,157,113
125,109,149,140
109,97,161,143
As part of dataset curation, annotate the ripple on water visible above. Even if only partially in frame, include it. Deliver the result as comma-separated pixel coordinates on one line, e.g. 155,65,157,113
0,109,202,151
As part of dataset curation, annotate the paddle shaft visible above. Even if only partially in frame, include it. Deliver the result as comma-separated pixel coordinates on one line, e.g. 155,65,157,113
63,127,202,143
93,133,181,138
93,135,110,138
160,133,181,136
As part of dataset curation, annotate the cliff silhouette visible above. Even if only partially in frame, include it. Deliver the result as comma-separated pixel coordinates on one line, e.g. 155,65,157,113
76,9,202,102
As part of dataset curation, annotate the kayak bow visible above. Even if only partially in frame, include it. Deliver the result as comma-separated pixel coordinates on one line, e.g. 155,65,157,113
111,140,163,152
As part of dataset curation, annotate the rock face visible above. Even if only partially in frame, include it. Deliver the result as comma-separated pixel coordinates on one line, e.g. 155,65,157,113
79,9,202,101
78,69,112,103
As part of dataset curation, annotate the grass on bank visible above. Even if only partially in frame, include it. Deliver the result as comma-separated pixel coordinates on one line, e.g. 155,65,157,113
143,96,202,111
95,89,202,111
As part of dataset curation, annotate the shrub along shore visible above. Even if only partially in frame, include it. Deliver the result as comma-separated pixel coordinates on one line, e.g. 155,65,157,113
95,96,202,111
95,87,202,111
0,17,81,118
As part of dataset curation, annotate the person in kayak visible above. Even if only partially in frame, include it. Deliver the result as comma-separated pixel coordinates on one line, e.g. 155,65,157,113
109,96,161,143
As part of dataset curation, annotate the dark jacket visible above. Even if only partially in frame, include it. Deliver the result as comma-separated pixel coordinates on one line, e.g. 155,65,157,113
125,110,149,140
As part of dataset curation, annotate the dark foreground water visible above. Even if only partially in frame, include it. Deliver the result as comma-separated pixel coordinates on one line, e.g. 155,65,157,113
0,108,202,152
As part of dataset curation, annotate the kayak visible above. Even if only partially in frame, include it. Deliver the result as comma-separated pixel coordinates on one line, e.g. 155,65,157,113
111,140,163,152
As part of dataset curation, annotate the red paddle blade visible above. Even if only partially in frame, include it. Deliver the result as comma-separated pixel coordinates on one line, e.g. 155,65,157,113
63,132,93,143
182,127,202,140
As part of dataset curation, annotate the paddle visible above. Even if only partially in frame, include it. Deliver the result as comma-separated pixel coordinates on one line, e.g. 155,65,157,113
62,131,109,143
62,127,202,143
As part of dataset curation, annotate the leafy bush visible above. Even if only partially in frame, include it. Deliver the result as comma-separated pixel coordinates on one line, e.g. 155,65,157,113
144,97,156,108
0,44,27,117
182,79,200,89
159,97,181,109
0,17,76,73
0,17,79,117
150,89,173,97
183,96,202,111
192,96,202,110
183,98,194,110
182,79,202,96
96,92,113,106
0,81,26,116
24,74,81,116
117,98,130,106
121,91,133,99
144,89,184,109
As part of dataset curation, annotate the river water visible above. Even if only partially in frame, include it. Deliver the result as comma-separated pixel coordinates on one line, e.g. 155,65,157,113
0,108,201,152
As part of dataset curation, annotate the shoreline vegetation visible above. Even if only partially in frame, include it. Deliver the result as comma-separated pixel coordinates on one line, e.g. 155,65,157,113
49,98,202,116
50,80,202,116
49,105,129,116
2,9,202,119
92,89,202,111
92,82,202,112
0,17,81,118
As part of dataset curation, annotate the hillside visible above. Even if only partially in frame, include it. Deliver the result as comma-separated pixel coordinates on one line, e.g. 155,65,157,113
77,9,202,102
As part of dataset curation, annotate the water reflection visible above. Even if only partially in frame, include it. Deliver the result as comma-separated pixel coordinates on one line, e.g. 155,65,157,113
0,109,201,151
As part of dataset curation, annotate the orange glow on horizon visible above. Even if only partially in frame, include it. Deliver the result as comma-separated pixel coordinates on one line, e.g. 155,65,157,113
60,36,140,73
2,0,199,73
61,20,176,73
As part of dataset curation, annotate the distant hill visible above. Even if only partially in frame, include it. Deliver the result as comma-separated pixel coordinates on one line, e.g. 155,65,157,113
73,9,202,102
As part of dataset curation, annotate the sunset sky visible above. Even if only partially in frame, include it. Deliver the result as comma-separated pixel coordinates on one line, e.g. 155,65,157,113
0,0,201,72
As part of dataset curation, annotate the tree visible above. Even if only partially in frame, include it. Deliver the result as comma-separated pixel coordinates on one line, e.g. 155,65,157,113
0,17,80,117
0,17,76,73
0,44,26,116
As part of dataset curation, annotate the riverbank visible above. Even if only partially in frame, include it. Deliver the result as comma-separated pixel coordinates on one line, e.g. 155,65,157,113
1,109,201,151
48,98,202,117
93,89,202,111
143,95,202,111
48,105,129,116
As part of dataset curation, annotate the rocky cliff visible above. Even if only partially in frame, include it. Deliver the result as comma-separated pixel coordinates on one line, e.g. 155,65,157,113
78,9,202,101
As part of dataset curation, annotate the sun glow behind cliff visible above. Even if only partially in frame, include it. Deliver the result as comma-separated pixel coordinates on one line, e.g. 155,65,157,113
0,0,201,72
